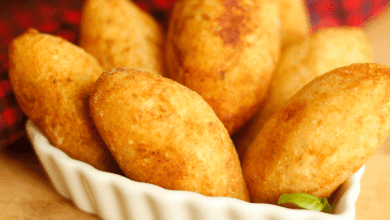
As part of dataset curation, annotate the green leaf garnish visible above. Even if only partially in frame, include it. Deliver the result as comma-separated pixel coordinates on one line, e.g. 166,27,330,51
278,193,333,213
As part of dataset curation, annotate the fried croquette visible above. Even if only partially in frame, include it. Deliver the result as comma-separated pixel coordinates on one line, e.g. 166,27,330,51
80,0,166,76
243,63,390,204
9,29,119,172
90,67,250,201
234,27,373,161
166,0,281,134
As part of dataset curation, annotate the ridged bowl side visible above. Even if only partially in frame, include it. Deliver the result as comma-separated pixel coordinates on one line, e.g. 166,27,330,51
26,120,364,220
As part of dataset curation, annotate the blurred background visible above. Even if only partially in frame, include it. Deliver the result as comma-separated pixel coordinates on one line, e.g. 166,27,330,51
0,0,389,149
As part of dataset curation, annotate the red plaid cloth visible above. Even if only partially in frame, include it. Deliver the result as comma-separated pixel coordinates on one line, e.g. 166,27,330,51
0,0,389,148
307,0,389,29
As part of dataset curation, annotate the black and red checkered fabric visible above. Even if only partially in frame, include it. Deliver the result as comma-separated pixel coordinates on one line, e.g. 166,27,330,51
0,0,389,148
307,0,390,29
0,79,25,147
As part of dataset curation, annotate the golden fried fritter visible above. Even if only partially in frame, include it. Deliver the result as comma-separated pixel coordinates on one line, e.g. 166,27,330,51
9,29,119,172
90,68,249,201
80,0,166,76
279,0,310,48
234,27,373,161
243,63,390,204
166,0,281,134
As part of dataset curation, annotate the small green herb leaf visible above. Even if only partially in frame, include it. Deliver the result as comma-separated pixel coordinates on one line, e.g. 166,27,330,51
278,193,333,213
321,198,334,214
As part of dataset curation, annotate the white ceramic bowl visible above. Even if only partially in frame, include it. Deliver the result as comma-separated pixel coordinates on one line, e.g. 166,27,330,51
26,119,365,220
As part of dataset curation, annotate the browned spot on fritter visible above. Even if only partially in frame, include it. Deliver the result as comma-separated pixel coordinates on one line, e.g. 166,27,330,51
171,40,185,68
279,101,307,122
215,0,252,47
220,70,226,80
169,39,193,85
202,13,211,21
171,16,185,38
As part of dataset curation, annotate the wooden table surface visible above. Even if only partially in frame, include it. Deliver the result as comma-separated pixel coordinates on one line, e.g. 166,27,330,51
0,134,389,220
0,137,100,220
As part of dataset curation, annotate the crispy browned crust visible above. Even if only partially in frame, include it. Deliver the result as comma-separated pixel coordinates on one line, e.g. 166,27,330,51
8,28,120,173
234,27,373,162
90,68,249,201
80,0,166,76
166,0,281,134
243,63,390,204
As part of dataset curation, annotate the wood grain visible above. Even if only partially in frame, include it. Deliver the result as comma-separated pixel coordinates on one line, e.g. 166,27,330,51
355,136,390,220
0,137,99,220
